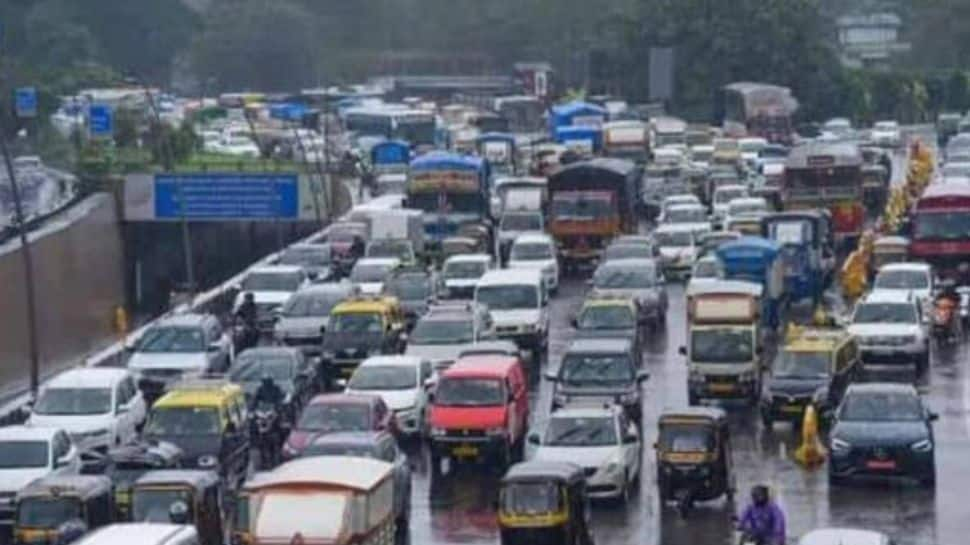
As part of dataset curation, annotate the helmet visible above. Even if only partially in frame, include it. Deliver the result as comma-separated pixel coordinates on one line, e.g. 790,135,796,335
751,484,769,507
169,500,190,525
261,373,275,386
244,291,255,302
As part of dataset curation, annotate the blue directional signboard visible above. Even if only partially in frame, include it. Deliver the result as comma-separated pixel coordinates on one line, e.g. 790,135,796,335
154,173,299,220
88,103,113,138
14,87,37,118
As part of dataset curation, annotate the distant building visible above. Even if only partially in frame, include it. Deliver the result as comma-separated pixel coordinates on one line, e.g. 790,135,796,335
836,13,911,69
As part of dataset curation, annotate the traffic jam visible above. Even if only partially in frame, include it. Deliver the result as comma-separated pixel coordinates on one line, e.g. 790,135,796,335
2,80,970,545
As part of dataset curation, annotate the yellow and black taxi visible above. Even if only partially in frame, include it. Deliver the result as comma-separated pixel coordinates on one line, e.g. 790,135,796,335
129,470,223,545
760,325,861,428
321,295,407,383
141,379,249,486
13,475,113,544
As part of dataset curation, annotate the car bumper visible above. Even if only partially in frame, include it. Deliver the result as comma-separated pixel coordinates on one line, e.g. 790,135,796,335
689,376,758,399
583,467,627,498
431,435,507,462
760,396,815,420
830,447,934,480
858,345,924,364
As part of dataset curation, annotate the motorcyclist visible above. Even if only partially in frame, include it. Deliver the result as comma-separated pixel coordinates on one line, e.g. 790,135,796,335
254,372,285,408
737,485,786,545
235,292,259,351
168,500,190,525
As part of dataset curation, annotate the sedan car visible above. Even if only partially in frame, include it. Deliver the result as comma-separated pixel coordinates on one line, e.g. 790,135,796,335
528,404,641,502
590,258,668,327
300,431,412,532
277,243,335,283
281,393,395,460
829,383,937,486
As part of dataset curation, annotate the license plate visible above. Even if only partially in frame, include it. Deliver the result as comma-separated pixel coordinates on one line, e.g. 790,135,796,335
452,444,479,458
709,383,735,393
780,404,802,413
866,459,896,470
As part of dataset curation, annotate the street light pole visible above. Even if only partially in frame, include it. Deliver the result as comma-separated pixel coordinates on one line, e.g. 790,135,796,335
0,120,41,397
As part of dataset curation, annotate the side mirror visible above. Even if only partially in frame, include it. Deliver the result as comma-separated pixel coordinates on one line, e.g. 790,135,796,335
636,370,650,383
543,370,558,382
928,411,939,422
527,432,541,445
678,346,687,356
207,342,222,353
54,448,75,469
124,339,138,353
116,404,130,416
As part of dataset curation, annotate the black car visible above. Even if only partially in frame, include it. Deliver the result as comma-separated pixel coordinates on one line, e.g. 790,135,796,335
829,383,938,487
545,338,648,422
228,346,316,425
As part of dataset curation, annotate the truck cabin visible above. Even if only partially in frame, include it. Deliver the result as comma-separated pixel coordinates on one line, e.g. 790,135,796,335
783,143,864,239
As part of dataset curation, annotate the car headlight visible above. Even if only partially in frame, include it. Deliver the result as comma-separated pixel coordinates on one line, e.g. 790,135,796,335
911,439,933,452
198,455,218,468
603,460,622,475
830,437,851,453
485,427,506,437
430,427,447,437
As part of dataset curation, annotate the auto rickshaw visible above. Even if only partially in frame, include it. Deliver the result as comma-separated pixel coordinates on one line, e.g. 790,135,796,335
13,476,114,544
655,408,734,518
98,439,184,520
129,470,223,545
871,235,910,277
498,461,594,545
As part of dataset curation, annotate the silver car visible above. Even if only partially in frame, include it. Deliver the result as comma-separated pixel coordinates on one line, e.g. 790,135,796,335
590,258,668,327
274,283,356,357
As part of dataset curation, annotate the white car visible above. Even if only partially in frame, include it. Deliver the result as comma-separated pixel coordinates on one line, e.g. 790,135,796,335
820,118,853,141
689,145,714,169
654,223,706,279
723,196,769,230
871,262,934,307
848,291,929,372
686,253,723,293
441,254,493,299
528,404,641,501
738,137,768,166
349,257,401,296
218,134,260,157
345,355,433,437
475,268,549,357
798,528,891,545
711,184,748,224
233,265,311,328
0,426,80,525
660,203,711,233
653,146,686,166
658,194,701,223
27,368,146,453
871,120,901,148
508,233,560,294
405,301,495,371
126,313,233,399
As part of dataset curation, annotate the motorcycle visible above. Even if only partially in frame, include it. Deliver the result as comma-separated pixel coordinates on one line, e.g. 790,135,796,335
931,296,961,345
252,401,281,469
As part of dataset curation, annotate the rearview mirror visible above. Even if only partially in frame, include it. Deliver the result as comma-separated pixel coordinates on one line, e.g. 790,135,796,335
636,370,650,383
543,370,558,382
678,346,687,356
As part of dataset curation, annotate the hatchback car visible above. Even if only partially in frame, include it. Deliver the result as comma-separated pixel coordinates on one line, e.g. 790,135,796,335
281,393,394,460
546,338,648,423
528,404,641,502
654,224,706,279
277,243,334,283
829,383,937,486
572,297,643,360
508,233,560,294
345,355,433,437
590,258,668,327
274,283,355,358
405,301,495,371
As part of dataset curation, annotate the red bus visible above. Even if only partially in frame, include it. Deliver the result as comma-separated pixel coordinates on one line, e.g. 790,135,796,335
911,182,970,282
783,143,865,246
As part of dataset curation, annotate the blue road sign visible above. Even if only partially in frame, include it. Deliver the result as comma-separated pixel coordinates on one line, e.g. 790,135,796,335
88,104,113,137
14,87,37,118
154,173,299,220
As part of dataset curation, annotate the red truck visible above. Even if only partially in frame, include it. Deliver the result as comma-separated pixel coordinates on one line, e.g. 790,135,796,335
911,183,970,283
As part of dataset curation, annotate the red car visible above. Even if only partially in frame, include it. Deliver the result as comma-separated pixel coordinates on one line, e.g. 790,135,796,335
283,393,395,460
428,354,529,472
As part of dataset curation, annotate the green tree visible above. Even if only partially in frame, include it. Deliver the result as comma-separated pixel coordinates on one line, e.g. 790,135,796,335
945,70,970,112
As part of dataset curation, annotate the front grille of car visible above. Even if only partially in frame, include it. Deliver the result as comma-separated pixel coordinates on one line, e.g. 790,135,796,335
496,325,519,335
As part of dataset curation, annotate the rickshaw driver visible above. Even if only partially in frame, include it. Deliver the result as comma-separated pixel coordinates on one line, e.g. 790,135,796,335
737,485,786,545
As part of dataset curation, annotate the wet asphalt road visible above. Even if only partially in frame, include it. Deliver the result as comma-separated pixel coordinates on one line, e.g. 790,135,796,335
403,131,970,545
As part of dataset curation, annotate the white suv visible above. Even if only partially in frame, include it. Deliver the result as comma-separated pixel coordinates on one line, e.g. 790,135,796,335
528,404,642,502
0,426,80,526
848,291,929,373
508,233,560,294
475,268,550,360
27,368,146,454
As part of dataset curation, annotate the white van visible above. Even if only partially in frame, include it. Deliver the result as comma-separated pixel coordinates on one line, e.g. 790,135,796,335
475,268,549,358
75,523,199,545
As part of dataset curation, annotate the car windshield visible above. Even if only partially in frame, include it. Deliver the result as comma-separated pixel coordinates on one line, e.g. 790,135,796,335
242,271,302,292
145,407,220,436
604,244,651,260
775,350,830,379
385,274,431,300
434,378,504,406
34,388,112,416
17,498,81,529
914,211,970,241
330,312,383,333
132,488,194,523
659,424,715,452
840,392,924,422
367,240,412,260
410,318,473,345
577,305,636,329
282,292,344,317
544,416,617,446
667,207,707,223
444,260,487,279
229,354,296,383
279,247,330,267
511,242,552,260
560,353,633,385
302,444,378,458
136,326,204,353
500,213,542,231
500,482,562,516
0,441,48,468
298,404,371,432
690,329,754,363
593,266,655,289
349,365,417,390
874,270,929,290
351,264,393,283
476,285,538,310
655,231,693,247
853,302,916,324
550,195,612,220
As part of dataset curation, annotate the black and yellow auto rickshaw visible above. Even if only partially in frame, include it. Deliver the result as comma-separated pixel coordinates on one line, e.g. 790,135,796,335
498,461,595,545
101,440,184,520
655,408,734,518
129,470,223,545
14,475,114,544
